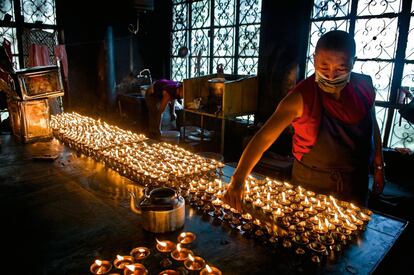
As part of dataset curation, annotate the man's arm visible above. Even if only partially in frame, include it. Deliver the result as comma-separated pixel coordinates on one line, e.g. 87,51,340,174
223,91,303,210
169,99,177,121
159,90,172,116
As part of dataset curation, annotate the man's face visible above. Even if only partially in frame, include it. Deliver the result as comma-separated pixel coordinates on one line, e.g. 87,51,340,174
314,49,354,80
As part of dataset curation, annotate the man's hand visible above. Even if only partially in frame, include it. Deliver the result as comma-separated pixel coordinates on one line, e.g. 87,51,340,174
222,177,245,212
372,166,385,196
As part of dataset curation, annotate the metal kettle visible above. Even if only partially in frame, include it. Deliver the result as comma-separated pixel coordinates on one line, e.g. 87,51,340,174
129,187,185,233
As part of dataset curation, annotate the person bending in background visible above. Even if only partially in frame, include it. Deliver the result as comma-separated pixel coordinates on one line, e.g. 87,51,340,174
145,79,183,139
223,30,385,210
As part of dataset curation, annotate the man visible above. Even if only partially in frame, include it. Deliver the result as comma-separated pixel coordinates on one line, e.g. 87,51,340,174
223,30,385,210
145,79,183,139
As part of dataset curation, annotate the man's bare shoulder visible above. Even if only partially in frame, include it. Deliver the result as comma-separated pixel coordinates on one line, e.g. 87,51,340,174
278,89,303,118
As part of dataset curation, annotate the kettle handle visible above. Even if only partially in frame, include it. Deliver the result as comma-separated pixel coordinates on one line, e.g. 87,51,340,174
128,190,145,214
144,186,151,198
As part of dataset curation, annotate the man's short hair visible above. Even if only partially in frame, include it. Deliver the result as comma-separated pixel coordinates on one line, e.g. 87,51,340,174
315,30,356,57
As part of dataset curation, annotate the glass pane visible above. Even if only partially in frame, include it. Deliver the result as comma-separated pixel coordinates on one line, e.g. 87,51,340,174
190,56,209,77
374,106,387,137
401,63,414,88
238,57,258,75
388,110,414,151
305,59,315,77
238,24,260,56
21,0,56,25
0,26,18,55
171,31,187,56
354,60,394,101
190,28,209,56
190,28,209,75
312,0,351,19
170,0,262,79
13,56,21,69
172,3,188,31
357,0,402,16
0,0,14,22
191,0,210,28
239,0,262,24
354,18,399,60
213,57,233,74
171,57,187,82
214,27,235,56
214,0,235,26
305,20,349,76
405,17,414,60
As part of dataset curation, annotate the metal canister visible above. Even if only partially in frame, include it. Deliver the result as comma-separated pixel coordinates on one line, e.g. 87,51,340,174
138,187,185,233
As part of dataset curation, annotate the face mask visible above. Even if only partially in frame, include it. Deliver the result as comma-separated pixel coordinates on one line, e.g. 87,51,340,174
315,70,351,94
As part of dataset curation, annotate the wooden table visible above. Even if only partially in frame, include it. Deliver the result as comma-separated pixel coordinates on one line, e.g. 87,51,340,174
183,108,254,155
0,135,407,274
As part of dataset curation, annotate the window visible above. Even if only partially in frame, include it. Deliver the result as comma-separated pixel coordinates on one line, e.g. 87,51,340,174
170,0,262,81
0,0,58,70
306,0,414,151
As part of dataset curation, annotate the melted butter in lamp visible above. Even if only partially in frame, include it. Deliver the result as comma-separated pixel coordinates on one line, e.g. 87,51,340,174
113,255,134,269
171,243,193,261
184,254,205,271
156,239,176,253
130,247,150,261
90,259,112,275
200,264,222,275
124,263,148,275
178,232,196,244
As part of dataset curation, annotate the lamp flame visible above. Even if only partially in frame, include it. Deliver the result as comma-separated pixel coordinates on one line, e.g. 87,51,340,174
324,218,330,228
156,238,167,247
188,254,195,262
126,264,135,271
95,259,102,266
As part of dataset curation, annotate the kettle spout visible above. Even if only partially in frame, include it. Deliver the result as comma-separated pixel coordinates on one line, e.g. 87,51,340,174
129,191,142,214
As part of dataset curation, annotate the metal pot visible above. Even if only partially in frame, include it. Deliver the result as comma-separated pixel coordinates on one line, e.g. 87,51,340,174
208,78,225,97
129,187,185,233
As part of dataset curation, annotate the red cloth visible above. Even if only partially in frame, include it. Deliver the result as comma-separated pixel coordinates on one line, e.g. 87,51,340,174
290,73,375,161
28,44,51,67
54,45,68,80
0,38,13,82
3,39,12,63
